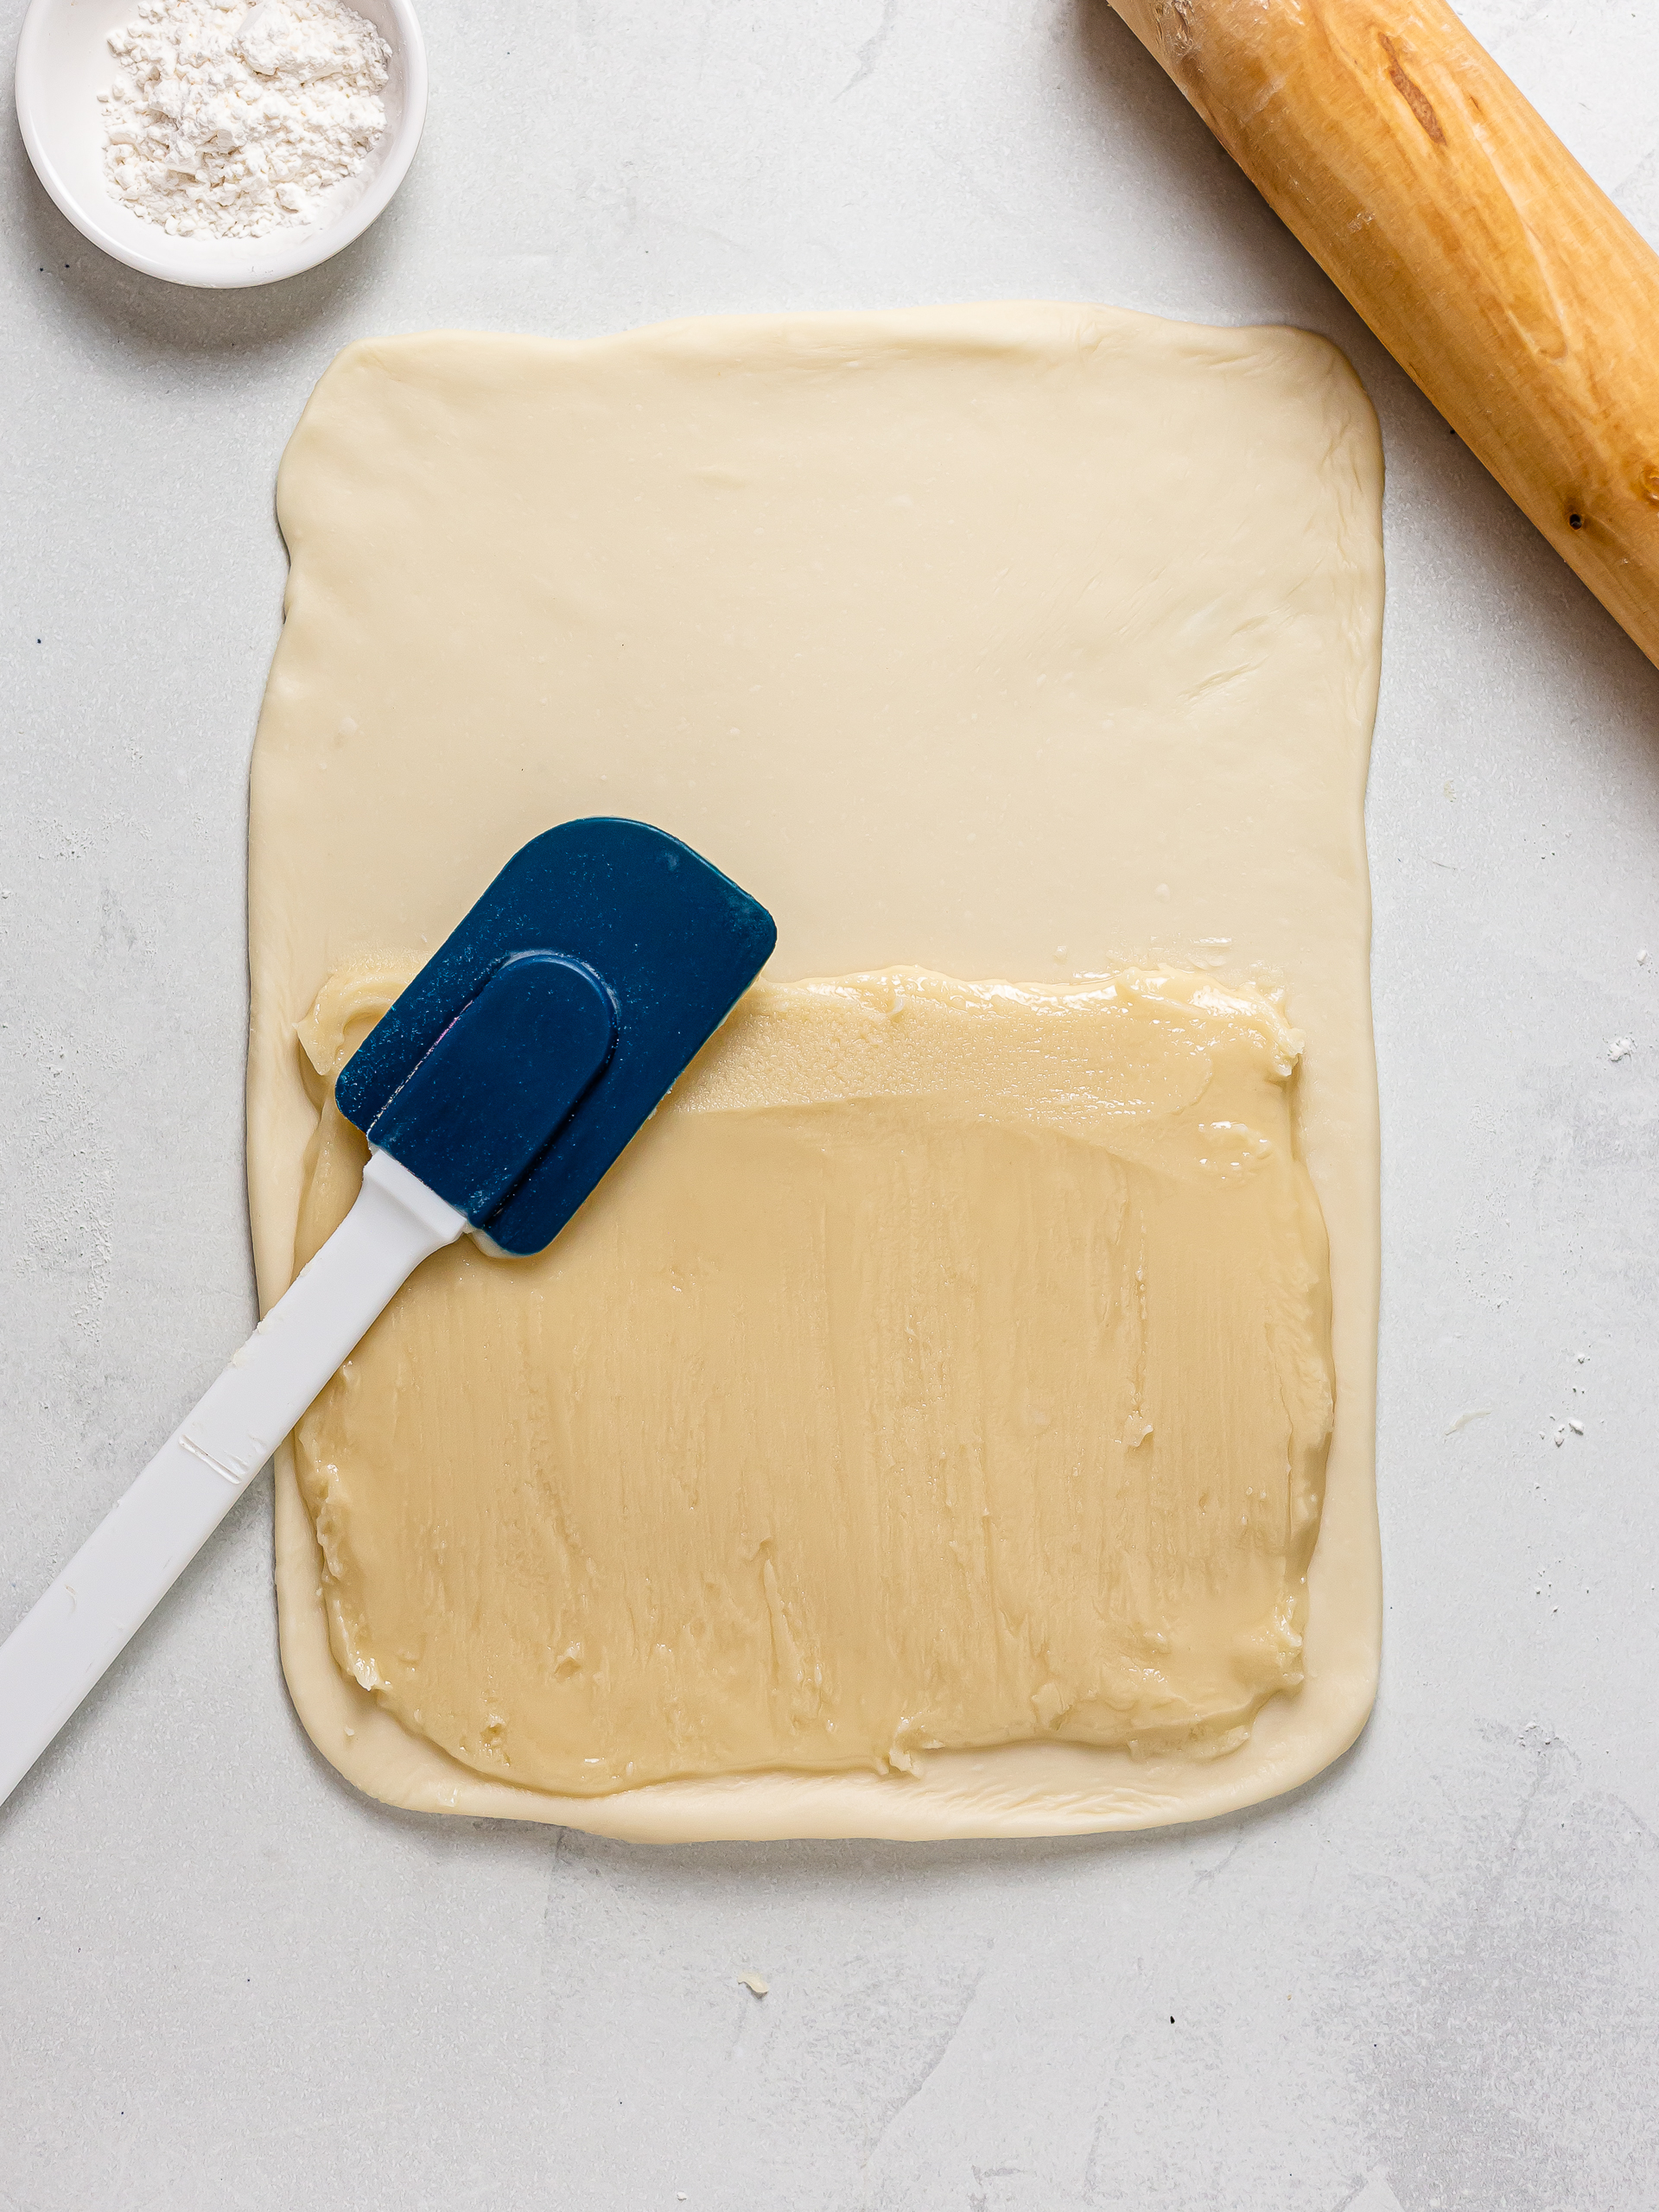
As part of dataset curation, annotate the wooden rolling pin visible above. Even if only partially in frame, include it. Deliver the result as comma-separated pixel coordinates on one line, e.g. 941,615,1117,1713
1108,0,1659,670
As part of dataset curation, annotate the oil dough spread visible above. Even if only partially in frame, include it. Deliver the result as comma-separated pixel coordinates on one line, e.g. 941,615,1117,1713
247,301,1385,1839
293,963,1332,1795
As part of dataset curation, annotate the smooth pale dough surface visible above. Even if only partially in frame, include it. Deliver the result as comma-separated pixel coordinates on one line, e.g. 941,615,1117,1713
247,301,1385,1840
291,963,1332,1797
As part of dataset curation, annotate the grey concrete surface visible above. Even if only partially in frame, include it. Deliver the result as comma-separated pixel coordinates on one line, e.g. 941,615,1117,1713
3,3,1657,2206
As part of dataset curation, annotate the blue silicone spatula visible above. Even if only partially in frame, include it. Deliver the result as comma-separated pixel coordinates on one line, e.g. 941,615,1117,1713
0,818,775,1808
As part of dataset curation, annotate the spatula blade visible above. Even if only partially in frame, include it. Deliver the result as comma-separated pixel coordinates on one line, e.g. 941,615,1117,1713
334,817,776,1255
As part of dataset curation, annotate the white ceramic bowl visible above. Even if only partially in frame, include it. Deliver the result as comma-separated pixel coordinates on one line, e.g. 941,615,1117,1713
14,0,426,288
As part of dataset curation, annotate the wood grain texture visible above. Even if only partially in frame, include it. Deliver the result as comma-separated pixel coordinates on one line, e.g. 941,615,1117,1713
1109,0,1659,668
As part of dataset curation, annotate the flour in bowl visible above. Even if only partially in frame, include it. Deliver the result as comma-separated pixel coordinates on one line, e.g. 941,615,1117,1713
99,0,390,240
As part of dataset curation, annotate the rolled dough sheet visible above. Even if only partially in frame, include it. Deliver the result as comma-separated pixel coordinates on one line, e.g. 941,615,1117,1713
248,301,1385,1840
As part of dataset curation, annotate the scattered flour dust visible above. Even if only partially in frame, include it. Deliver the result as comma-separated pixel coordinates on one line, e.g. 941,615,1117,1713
100,0,389,239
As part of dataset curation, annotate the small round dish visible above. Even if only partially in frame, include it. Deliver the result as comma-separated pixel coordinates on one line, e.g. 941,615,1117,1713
14,0,426,289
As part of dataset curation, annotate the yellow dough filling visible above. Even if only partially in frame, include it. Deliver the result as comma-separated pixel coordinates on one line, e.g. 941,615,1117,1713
291,961,1332,1796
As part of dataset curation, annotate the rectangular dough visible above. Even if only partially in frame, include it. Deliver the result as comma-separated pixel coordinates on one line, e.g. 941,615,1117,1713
248,301,1385,1840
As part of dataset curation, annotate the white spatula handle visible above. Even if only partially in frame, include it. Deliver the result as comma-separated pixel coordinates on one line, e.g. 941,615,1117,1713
0,1151,465,1808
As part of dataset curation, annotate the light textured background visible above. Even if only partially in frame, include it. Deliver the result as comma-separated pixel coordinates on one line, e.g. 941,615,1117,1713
3,3,1657,2207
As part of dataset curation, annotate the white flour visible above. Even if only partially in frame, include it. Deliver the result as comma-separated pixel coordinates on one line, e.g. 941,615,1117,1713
100,0,390,240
